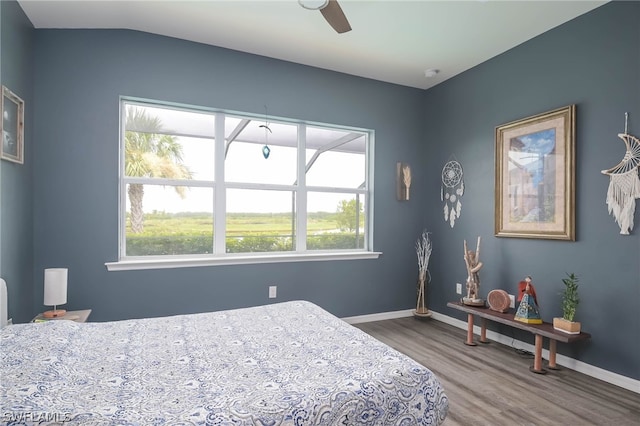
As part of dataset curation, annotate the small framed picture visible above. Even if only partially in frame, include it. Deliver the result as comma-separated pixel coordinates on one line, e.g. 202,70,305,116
1,85,25,164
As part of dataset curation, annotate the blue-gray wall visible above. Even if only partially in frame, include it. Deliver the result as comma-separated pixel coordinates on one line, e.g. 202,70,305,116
423,1,639,380
30,30,426,322
2,0,638,380
1,0,34,324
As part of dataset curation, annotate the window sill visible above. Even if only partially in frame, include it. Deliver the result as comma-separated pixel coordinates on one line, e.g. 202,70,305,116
105,251,382,271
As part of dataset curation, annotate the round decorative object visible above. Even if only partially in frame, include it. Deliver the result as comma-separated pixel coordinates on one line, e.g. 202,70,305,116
487,289,510,313
442,160,463,188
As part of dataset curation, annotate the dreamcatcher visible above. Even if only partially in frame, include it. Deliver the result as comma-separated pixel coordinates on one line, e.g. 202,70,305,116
601,113,640,235
441,159,464,228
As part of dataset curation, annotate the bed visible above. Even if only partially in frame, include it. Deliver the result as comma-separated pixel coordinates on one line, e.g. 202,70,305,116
0,286,448,424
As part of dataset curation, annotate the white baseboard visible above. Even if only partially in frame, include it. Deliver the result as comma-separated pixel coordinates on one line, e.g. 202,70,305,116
342,308,414,325
343,308,640,394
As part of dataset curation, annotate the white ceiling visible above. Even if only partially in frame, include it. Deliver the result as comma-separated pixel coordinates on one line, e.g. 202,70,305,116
17,0,607,90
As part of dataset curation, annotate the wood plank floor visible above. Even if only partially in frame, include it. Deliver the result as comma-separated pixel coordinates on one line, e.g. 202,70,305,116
354,316,640,426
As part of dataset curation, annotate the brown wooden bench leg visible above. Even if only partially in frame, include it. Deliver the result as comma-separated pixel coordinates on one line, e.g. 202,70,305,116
547,339,560,370
465,313,477,346
479,318,490,343
530,334,548,374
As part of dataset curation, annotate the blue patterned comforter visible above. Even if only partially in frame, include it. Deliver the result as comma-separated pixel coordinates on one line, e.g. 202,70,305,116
0,301,448,425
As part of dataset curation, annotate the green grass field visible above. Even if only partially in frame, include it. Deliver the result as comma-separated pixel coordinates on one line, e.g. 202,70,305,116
127,211,341,237
126,212,364,256
125,212,364,255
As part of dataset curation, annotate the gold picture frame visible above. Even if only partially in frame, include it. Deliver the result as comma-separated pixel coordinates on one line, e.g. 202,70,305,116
1,85,25,164
495,105,575,240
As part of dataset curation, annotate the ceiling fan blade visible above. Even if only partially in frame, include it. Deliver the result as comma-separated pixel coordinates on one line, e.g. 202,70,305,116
320,0,351,34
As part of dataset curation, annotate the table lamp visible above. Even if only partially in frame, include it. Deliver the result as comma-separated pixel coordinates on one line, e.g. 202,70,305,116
43,268,68,318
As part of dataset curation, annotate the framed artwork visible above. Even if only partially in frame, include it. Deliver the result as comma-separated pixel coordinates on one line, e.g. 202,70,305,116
495,105,575,240
1,85,25,164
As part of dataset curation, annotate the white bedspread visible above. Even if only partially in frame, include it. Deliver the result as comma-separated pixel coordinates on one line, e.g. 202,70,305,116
1,301,448,425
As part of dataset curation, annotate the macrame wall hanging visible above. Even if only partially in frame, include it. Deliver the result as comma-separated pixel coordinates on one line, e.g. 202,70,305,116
259,105,272,159
601,113,640,235
441,158,464,228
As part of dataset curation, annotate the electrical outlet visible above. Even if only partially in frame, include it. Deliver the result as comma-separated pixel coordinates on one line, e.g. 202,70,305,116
269,286,277,299
456,283,462,295
509,294,515,309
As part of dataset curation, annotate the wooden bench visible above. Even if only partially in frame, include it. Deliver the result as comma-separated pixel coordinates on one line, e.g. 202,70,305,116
447,301,591,374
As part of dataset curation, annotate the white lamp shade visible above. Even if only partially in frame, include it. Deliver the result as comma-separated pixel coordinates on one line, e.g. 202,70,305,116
298,0,329,10
44,268,68,307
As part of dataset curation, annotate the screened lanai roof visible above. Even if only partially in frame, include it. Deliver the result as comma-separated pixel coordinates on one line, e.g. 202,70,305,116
125,103,366,155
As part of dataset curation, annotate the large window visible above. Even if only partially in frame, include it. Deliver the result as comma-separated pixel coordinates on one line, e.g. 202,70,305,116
112,98,375,268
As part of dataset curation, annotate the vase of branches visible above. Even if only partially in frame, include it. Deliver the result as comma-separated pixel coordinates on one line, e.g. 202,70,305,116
414,230,433,318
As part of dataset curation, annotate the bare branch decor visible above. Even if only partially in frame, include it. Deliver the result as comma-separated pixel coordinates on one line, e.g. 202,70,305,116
414,230,433,318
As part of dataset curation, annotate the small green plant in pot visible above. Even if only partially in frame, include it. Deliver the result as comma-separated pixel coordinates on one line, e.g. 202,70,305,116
553,273,581,334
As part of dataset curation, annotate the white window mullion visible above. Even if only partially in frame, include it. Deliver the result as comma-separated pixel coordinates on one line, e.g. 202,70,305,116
119,102,128,258
214,113,226,254
296,124,307,251
123,177,214,187
305,186,367,195
225,182,297,191
366,133,374,251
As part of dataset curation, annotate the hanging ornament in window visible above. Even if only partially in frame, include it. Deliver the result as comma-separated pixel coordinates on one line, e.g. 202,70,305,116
601,113,640,235
261,144,271,159
441,158,464,228
259,105,272,159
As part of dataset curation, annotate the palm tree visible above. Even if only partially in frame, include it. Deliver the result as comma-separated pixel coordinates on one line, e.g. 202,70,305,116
125,107,192,233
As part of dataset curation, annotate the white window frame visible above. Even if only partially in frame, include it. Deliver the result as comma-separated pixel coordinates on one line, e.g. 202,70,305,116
106,98,380,271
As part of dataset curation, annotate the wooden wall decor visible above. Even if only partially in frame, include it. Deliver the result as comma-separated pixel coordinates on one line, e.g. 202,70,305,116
397,162,411,201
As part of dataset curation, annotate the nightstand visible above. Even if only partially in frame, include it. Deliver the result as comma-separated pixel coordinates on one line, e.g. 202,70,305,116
32,309,92,323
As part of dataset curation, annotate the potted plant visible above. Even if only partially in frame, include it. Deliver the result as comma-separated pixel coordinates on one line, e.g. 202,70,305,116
553,273,581,334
